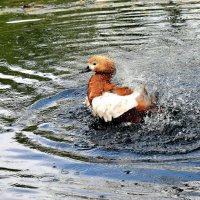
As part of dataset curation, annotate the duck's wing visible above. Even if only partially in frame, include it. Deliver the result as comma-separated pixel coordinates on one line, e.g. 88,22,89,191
92,86,153,122
110,86,133,96
91,91,140,122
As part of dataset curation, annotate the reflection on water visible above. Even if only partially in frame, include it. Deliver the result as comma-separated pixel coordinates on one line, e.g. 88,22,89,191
0,0,200,199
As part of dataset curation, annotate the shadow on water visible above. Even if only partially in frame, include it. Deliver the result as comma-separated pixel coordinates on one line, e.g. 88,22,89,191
0,0,200,199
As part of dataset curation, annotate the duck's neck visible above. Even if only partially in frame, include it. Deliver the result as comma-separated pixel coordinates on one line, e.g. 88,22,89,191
92,73,112,82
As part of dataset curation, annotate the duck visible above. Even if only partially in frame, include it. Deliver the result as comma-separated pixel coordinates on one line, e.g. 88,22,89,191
82,55,155,123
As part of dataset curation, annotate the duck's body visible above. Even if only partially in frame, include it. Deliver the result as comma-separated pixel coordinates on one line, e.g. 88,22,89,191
83,55,153,123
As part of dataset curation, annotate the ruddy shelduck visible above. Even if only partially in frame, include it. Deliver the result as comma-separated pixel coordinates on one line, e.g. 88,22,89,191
82,55,154,123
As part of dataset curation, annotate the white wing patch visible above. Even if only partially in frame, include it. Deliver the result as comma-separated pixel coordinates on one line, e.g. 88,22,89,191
91,91,141,122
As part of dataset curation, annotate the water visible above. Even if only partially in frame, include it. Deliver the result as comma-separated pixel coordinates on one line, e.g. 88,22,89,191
0,0,200,199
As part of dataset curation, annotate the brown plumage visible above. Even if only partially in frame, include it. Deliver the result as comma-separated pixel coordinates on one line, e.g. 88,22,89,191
87,73,133,104
83,55,154,122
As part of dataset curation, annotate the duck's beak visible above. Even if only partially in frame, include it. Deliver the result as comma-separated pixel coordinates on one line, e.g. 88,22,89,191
80,66,92,73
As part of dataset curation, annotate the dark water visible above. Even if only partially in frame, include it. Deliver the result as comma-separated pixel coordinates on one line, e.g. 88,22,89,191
0,0,200,199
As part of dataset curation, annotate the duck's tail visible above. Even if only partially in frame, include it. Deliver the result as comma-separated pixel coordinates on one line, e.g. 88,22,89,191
136,85,157,112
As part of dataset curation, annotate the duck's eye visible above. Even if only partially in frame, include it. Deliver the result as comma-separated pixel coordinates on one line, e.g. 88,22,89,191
93,62,97,65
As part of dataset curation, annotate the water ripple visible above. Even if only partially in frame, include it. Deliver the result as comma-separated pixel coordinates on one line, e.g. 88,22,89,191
1,1,200,198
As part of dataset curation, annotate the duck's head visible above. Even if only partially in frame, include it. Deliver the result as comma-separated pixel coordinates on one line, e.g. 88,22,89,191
82,55,116,74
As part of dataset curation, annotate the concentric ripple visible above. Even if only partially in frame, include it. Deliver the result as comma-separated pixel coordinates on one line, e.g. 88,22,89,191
0,0,199,160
